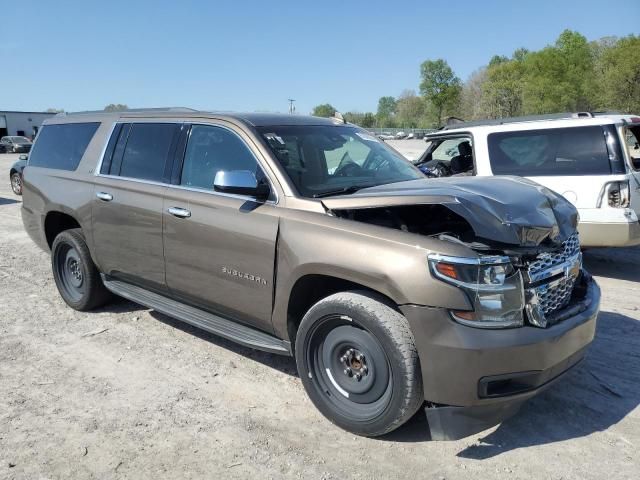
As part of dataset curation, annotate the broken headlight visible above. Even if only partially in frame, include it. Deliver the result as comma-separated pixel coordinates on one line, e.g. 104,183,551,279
428,254,525,328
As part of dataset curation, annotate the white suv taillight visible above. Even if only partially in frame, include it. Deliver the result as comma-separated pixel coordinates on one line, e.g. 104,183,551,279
606,181,630,208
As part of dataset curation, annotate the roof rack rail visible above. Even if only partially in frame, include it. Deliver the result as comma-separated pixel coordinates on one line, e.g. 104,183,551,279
439,112,609,130
62,107,200,115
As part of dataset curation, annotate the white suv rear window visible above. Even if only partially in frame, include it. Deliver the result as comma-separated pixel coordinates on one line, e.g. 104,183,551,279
488,126,611,176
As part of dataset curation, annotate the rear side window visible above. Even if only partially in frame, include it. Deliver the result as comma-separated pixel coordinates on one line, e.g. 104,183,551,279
28,122,99,171
488,126,611,176
102,123,178,182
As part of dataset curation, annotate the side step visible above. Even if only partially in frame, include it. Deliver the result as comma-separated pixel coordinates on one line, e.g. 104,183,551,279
101,275,291,356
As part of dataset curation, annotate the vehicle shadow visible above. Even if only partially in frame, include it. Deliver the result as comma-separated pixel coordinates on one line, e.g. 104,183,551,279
148,310,298,377
0,196,20,206
583,247,640,282
451,310,640,458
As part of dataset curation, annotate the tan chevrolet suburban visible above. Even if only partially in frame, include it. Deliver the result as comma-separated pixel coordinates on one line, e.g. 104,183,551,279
21,108,600,440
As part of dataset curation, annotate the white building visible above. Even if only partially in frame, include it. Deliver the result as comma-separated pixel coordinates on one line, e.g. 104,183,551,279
0,110,57,139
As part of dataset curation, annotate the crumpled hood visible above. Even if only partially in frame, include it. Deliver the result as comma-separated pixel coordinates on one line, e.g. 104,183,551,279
321,176,579,247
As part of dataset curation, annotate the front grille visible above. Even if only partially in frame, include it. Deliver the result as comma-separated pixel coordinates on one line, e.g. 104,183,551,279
524,233,581,328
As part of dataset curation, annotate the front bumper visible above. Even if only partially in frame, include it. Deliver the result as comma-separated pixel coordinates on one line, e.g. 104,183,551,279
401,275,600,440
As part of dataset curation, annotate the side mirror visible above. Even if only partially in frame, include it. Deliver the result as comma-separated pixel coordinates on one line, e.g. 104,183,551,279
214,170,270,201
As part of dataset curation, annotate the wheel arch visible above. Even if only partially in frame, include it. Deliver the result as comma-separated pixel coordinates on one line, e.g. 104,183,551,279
283,273,400,347
44,210,82,248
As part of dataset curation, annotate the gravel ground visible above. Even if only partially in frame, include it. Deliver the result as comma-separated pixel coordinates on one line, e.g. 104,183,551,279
1,151,639,479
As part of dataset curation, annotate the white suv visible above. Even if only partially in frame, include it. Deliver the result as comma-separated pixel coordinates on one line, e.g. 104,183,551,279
416,112,640,247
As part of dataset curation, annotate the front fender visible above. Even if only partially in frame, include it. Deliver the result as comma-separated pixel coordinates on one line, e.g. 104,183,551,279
270,214,472,339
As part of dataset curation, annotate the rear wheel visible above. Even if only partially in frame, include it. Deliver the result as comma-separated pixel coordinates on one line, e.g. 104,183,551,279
51,228,111,311
295,291,423,437
10,172,22,195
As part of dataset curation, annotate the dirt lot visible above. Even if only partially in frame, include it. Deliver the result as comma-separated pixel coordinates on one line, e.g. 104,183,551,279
1,150,639,479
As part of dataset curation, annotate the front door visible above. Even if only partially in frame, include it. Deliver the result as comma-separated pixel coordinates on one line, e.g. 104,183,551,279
162,123,279,332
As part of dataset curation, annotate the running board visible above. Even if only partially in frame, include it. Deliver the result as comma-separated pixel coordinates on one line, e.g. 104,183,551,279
101,275,291,355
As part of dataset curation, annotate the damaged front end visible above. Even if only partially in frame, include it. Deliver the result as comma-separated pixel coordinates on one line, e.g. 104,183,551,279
322,176,588,330
323,176,599,440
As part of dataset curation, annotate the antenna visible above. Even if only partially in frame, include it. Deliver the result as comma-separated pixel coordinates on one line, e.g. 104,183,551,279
287,99,296,114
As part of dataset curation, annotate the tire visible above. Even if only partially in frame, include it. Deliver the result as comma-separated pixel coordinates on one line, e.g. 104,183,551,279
295,290,423,437
10,172,22,195
51,228,111,311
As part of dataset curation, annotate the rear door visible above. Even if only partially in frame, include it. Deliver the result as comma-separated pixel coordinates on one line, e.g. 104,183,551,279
92,121,180,292
162,123,279,332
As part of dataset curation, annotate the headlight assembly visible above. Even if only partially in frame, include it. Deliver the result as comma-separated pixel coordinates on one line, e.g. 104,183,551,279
428,254,525,328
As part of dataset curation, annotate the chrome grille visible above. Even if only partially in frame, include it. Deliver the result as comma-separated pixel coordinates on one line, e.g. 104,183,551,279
525,233,581,328
528,234,581,280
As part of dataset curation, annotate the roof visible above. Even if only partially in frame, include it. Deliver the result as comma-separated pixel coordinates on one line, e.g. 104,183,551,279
0,110,57,115
50,108,346,127
438,111,637,132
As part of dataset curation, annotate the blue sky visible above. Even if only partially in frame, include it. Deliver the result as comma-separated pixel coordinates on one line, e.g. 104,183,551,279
1,0,638,114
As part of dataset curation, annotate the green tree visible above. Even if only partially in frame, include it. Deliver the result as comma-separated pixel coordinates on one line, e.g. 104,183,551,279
104,104,129,112
311,103,337,117
482,58,525,118
360,112,376,128
376,96,397,117
45,108,65,113
376,96,397,127
460,67,488,120
419,59,462,126
395,90,427,128
594,35,640,113
521,30,594,113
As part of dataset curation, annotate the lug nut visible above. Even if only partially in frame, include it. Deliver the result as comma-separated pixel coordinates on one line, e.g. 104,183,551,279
362,365,368,373
356,353,363,361
355,373,362,380
344,368,352,376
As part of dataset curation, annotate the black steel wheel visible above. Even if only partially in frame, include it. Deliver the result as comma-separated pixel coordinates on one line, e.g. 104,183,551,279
51,228,111,311
10,172,22,195
295,291,423,437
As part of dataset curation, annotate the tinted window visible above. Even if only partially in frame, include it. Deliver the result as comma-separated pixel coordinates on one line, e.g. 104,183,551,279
28,123,100,171
488,126,611,176
118,123,177,182
180,125,259,190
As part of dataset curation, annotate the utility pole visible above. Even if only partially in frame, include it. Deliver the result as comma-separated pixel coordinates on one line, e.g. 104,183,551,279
287,99,296,114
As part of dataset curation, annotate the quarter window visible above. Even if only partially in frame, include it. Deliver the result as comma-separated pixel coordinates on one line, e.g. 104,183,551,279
28,122,100,171
180,125,260,190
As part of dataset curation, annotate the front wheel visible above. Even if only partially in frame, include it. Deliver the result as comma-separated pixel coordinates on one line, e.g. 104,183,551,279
295,291,423,437
10,172,22,195
51,228,111,311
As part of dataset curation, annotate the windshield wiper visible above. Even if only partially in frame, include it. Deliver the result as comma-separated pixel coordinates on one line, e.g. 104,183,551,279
312,185,373,198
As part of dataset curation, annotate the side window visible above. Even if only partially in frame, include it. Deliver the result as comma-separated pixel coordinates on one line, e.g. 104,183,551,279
114,123,177,182
180,125,260,190
28,122,100,171
488,126,611,176
430,138,472,162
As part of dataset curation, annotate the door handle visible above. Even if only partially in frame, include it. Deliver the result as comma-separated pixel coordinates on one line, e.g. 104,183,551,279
168,207,191,218
96,192,113,202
